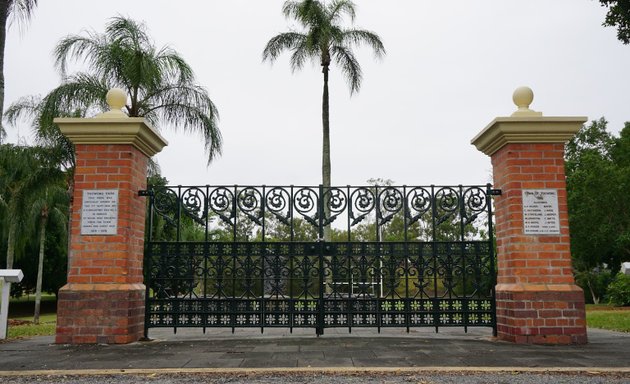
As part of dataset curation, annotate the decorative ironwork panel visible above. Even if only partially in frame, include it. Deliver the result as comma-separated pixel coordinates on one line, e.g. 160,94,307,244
144,185,496,336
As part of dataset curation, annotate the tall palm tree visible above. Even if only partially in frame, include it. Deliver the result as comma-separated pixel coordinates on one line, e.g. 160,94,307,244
9,15,221,164
0,144,61,270
0,0,38,142
263,0,385,238
27,176,67,324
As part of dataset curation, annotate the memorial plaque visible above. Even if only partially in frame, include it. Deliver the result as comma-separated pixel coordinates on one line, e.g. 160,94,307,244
522,189,560,235
80,189,119,235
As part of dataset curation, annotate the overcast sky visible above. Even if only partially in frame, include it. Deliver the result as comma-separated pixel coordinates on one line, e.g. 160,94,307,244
4,1,630,187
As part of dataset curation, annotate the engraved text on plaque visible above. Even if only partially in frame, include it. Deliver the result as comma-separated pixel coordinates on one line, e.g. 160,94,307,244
522,189,560,235
80,189,119,235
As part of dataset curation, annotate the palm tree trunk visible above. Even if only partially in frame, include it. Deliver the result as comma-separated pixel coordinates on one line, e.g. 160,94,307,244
321,64,332,295
322,65,331,242
34,208,47,324
66,187,73,276
6,221,16,269
587,278,599,305
0,1,8,143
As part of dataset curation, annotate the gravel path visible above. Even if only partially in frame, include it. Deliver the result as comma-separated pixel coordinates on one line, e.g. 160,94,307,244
4,372,630,384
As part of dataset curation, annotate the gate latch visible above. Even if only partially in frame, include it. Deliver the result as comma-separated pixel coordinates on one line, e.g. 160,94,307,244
138,190,153,197
488,189,502,196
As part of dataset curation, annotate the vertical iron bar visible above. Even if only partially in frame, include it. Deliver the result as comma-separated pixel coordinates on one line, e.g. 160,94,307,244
317,184,325,336
231,185,237,334
143,185,154,339
347,185,352,333
203,186,210,333
375,185,382,334
261,185,266,334
404,185,410,333
459,185,468,333
287,185,299,333
174,186,182,334
431,185,438,333
289,185,294,333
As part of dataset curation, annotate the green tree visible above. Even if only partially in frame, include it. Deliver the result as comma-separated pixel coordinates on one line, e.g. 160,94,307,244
0,144,55,270
0,0,38,142
262,0,385,240
599,0,630,44
565,118,630,303
28,179,67,323
7,15,221,165
0,143,66,325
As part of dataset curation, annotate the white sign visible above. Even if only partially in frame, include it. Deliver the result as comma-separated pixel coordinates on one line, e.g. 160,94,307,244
80,189,119,235
522,189,560,235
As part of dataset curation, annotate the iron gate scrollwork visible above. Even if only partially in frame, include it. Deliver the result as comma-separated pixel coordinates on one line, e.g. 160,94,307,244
143,184,497,336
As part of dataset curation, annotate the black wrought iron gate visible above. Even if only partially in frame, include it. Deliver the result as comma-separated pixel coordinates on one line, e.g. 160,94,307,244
143,185,496,336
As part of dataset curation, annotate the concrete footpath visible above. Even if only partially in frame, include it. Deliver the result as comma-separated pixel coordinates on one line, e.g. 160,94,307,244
0,327,629,375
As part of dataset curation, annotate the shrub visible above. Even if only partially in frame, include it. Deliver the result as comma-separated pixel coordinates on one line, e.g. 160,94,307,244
575,268,613,304
606,273,630,306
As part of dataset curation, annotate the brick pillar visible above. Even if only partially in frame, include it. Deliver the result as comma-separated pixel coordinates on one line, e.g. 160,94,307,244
54,89,167,344
471,87,587,344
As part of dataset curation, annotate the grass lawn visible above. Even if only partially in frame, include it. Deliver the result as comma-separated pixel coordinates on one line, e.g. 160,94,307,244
2,294,58,340
7,313,57,339
586,304,630,333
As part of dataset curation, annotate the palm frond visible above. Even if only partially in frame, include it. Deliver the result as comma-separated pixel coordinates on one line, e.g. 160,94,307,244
342,29,386,58
282,0,317,22
106,15,152,49
262,32,307,63
267,1,384,95
331,45,362,94
327,0,356,24
5,94,43,127
142,83,221,164
41,73,109,115
54,33,107,78
27,179,68,230
0,145,63,222
289,40,311,71
154,46,195,84
7,0,38,30
147,158,161,177
29,15,221,165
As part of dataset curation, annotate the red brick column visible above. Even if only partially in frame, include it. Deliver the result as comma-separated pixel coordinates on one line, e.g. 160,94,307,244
472,87,587,344
54,89,167,344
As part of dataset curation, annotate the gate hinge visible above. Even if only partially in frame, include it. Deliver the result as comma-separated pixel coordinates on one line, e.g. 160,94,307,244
138,190,153,197
488,189,502,196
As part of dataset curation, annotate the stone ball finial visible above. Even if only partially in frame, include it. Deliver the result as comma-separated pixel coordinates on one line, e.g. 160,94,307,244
513,86,533,109
95,88,128,118
106,88,127,111
511,86,542,117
